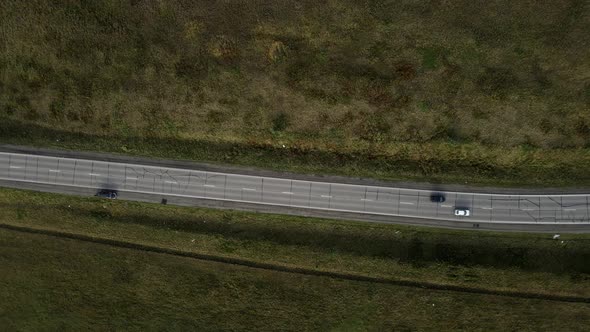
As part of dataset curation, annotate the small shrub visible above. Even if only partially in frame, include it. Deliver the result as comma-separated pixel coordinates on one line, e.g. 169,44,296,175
208,35,240,65
268,40,288,62
539,118,553,134
206,110,225,125
582,82,590,103
477,67,518,97
420,48,440,70
574,116,590,138
50,98,66,120
531,61,551,92
271,111,289,132
418,101,430,112
359,113,391,143
364,80,394,107
24,108,40,121
395,63,416,80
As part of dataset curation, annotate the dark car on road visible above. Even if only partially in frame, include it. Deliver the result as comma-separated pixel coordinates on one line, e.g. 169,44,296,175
96,189,118,199
430,193,445,203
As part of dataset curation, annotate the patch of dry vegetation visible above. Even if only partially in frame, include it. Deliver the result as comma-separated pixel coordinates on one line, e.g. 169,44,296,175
1,0,589,184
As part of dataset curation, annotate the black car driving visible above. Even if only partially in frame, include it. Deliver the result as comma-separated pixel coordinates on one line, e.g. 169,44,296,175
96,189,118,199
430,193,445,203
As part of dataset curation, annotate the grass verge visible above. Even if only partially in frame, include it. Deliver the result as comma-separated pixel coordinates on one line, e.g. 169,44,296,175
0,187,589,300
2,229,590,330
1,119,590,187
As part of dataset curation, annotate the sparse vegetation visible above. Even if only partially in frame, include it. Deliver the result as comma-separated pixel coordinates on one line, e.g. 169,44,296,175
0,0,589,185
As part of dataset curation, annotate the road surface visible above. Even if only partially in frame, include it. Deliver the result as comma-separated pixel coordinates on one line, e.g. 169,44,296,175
1,151,589,232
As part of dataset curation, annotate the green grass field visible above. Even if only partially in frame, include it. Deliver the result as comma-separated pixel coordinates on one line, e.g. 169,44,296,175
1,1,590,186
2,226,590,330
1,187,589,300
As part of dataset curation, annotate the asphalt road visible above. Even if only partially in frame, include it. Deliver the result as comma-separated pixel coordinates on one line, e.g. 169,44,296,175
1,151,589,232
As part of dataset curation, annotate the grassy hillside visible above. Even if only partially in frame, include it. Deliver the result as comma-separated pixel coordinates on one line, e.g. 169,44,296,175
2,229,589,331
1,187,590,299
1,0,590,185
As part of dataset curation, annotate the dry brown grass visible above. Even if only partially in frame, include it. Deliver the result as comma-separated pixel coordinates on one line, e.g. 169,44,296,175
0,0,589,184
